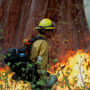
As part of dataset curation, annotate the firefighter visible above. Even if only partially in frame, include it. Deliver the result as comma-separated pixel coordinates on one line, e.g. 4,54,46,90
30,18,57,89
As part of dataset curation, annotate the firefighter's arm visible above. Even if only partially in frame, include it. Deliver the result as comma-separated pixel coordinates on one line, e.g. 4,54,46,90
30,44,39,62
37,40,49,75
37,41,58,88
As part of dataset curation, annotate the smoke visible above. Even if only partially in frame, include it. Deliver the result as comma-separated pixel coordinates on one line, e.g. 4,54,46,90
83,0,90,30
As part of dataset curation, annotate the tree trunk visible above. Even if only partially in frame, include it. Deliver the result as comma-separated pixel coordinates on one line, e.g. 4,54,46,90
0,0,90,63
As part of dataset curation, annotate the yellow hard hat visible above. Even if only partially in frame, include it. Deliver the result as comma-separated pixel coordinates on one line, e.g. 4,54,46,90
35,18,56,30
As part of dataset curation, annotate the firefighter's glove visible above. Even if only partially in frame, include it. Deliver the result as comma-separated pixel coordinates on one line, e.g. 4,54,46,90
45,75,57,89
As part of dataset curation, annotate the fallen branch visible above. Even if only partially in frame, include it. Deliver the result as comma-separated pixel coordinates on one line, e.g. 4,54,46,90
79,57,88,90
56,65,71,90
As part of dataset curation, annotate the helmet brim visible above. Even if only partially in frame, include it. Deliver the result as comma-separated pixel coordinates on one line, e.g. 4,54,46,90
35,26,56,30
35,27,42,30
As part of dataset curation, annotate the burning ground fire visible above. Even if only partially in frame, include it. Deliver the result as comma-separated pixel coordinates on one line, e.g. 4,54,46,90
51,49,90,90
0,49,90,90
0,66,31,90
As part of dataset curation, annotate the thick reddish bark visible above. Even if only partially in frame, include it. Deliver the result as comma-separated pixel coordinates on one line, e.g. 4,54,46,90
0,0,90,63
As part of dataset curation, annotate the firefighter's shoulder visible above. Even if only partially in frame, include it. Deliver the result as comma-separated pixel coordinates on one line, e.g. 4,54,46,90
33,39,49,48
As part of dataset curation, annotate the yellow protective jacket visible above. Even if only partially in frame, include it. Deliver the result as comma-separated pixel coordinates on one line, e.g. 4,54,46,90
30,34,49,77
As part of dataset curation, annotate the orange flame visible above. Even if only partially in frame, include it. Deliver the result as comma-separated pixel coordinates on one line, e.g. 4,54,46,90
0,65,31,89
0,49,90,89
52,49,90,89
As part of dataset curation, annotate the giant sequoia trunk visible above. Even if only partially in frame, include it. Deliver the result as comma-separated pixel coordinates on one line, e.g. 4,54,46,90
0,0,90,63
